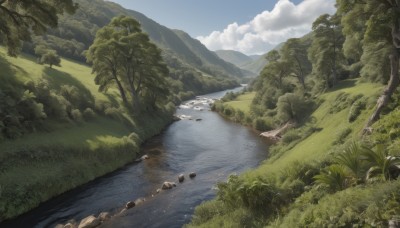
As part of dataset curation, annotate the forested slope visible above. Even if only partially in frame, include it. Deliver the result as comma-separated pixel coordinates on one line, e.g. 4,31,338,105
22,0,242,96
188,1,400,227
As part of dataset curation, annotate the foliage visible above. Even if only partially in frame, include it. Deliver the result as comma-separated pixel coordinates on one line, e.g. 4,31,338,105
86,15,170,111
308,14,345,91
40,50,61,68
276,93,313,123
332,127,352,145
314,164,349,192
0,0,77,56
252,117,274,132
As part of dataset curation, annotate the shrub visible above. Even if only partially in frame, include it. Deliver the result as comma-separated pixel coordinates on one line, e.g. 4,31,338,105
70,109,83,122
333,127,352,145
348,98,367,122
277,93,312,122
83,108,96,121
223,106,235,116
282,129,301,144
253,117,274,131
104,107,122,121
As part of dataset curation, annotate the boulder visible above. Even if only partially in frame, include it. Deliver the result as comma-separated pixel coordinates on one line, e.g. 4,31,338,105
178,174,185,183
135,198,146,206
125,201,136,209
161,181,176,190
156,188,162,193
195,119,202,121
189,172,197,178
98,212,111,222
63,223,76,228
78,215,100,228
141,155,149,160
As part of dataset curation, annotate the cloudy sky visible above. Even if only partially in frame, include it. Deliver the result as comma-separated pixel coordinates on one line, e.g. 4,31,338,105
110,0,336,55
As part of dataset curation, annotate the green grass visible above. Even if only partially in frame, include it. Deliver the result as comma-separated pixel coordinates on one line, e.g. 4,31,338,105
0,48,172,221
247,80,382,176
225,92,255,114
188,79,387,227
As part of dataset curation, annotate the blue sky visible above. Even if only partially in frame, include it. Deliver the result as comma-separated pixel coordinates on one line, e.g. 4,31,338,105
110,0,335,55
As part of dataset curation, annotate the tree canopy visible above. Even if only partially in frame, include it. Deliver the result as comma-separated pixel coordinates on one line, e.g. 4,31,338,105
0,0,78,56
86,15,170,111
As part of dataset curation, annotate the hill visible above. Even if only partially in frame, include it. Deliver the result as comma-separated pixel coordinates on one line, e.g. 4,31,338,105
0,47,174,222
215,50,254,67
23,0,243,93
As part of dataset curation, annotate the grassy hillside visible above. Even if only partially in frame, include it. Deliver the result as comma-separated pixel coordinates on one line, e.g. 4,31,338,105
215,50,253,67
187,80,400,227
24,0,243,87
0,48,173,222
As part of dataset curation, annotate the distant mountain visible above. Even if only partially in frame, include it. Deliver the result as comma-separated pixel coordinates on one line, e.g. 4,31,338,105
215,50,253,67
249,55,262,60
240,42,286,75
23,0,244,96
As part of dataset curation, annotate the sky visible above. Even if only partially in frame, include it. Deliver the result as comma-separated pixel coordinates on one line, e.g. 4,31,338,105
109,0,336,55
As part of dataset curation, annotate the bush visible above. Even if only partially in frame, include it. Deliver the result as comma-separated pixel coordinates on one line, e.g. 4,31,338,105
253,117,274,131
333,127,352,145
277,93,312,122
70,109,83,122
282,129,301,144
104,107,122,120
348,98,367,122
223,106,235,116
83,108,96,121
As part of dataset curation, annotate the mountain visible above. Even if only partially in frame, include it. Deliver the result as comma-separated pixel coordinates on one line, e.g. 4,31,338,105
215,50,253,67
249,54,262,60
22,0,243,97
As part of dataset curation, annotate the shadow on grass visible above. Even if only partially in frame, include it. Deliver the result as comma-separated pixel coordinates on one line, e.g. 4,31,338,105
327,79,357,93
0,56,25,92
42,67,95,105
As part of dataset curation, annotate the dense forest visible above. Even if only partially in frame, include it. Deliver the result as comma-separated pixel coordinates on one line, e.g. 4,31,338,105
191,0,400,227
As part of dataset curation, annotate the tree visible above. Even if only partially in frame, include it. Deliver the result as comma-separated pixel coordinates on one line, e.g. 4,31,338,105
0,0,78,57
86,15,170,111
40,50,61,68
276,93,309,122
337,0,400,128
281,38,312,89
309,14,345,90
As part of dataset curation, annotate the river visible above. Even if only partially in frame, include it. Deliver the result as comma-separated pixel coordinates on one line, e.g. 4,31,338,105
2,87,269,228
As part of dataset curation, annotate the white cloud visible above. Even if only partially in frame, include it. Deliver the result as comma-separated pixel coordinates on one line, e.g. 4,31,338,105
197,0,335,55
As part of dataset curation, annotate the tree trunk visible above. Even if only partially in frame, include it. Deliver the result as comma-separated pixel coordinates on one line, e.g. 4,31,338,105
115,77,128,105
364,19,400,132
294,56,306,89
364,49,399,131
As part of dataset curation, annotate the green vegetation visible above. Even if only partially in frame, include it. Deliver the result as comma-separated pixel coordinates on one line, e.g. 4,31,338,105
20,0,241,98
0,0,77,56
0,47,174,222
189,0,400,226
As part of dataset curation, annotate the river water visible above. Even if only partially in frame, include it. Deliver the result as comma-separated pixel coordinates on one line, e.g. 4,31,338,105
2,87,269,228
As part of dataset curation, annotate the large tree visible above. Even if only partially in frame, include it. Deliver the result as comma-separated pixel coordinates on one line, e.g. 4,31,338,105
309,14,345,91
0,0,78,56
337,0,400,128
281,38,312,89
86,15,170,111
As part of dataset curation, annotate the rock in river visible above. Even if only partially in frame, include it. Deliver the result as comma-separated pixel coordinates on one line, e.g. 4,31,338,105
78,215,100,228
189,172,197,178
162,181,176,190
125,201,136,209
98,212,111,222
178,174,185,183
